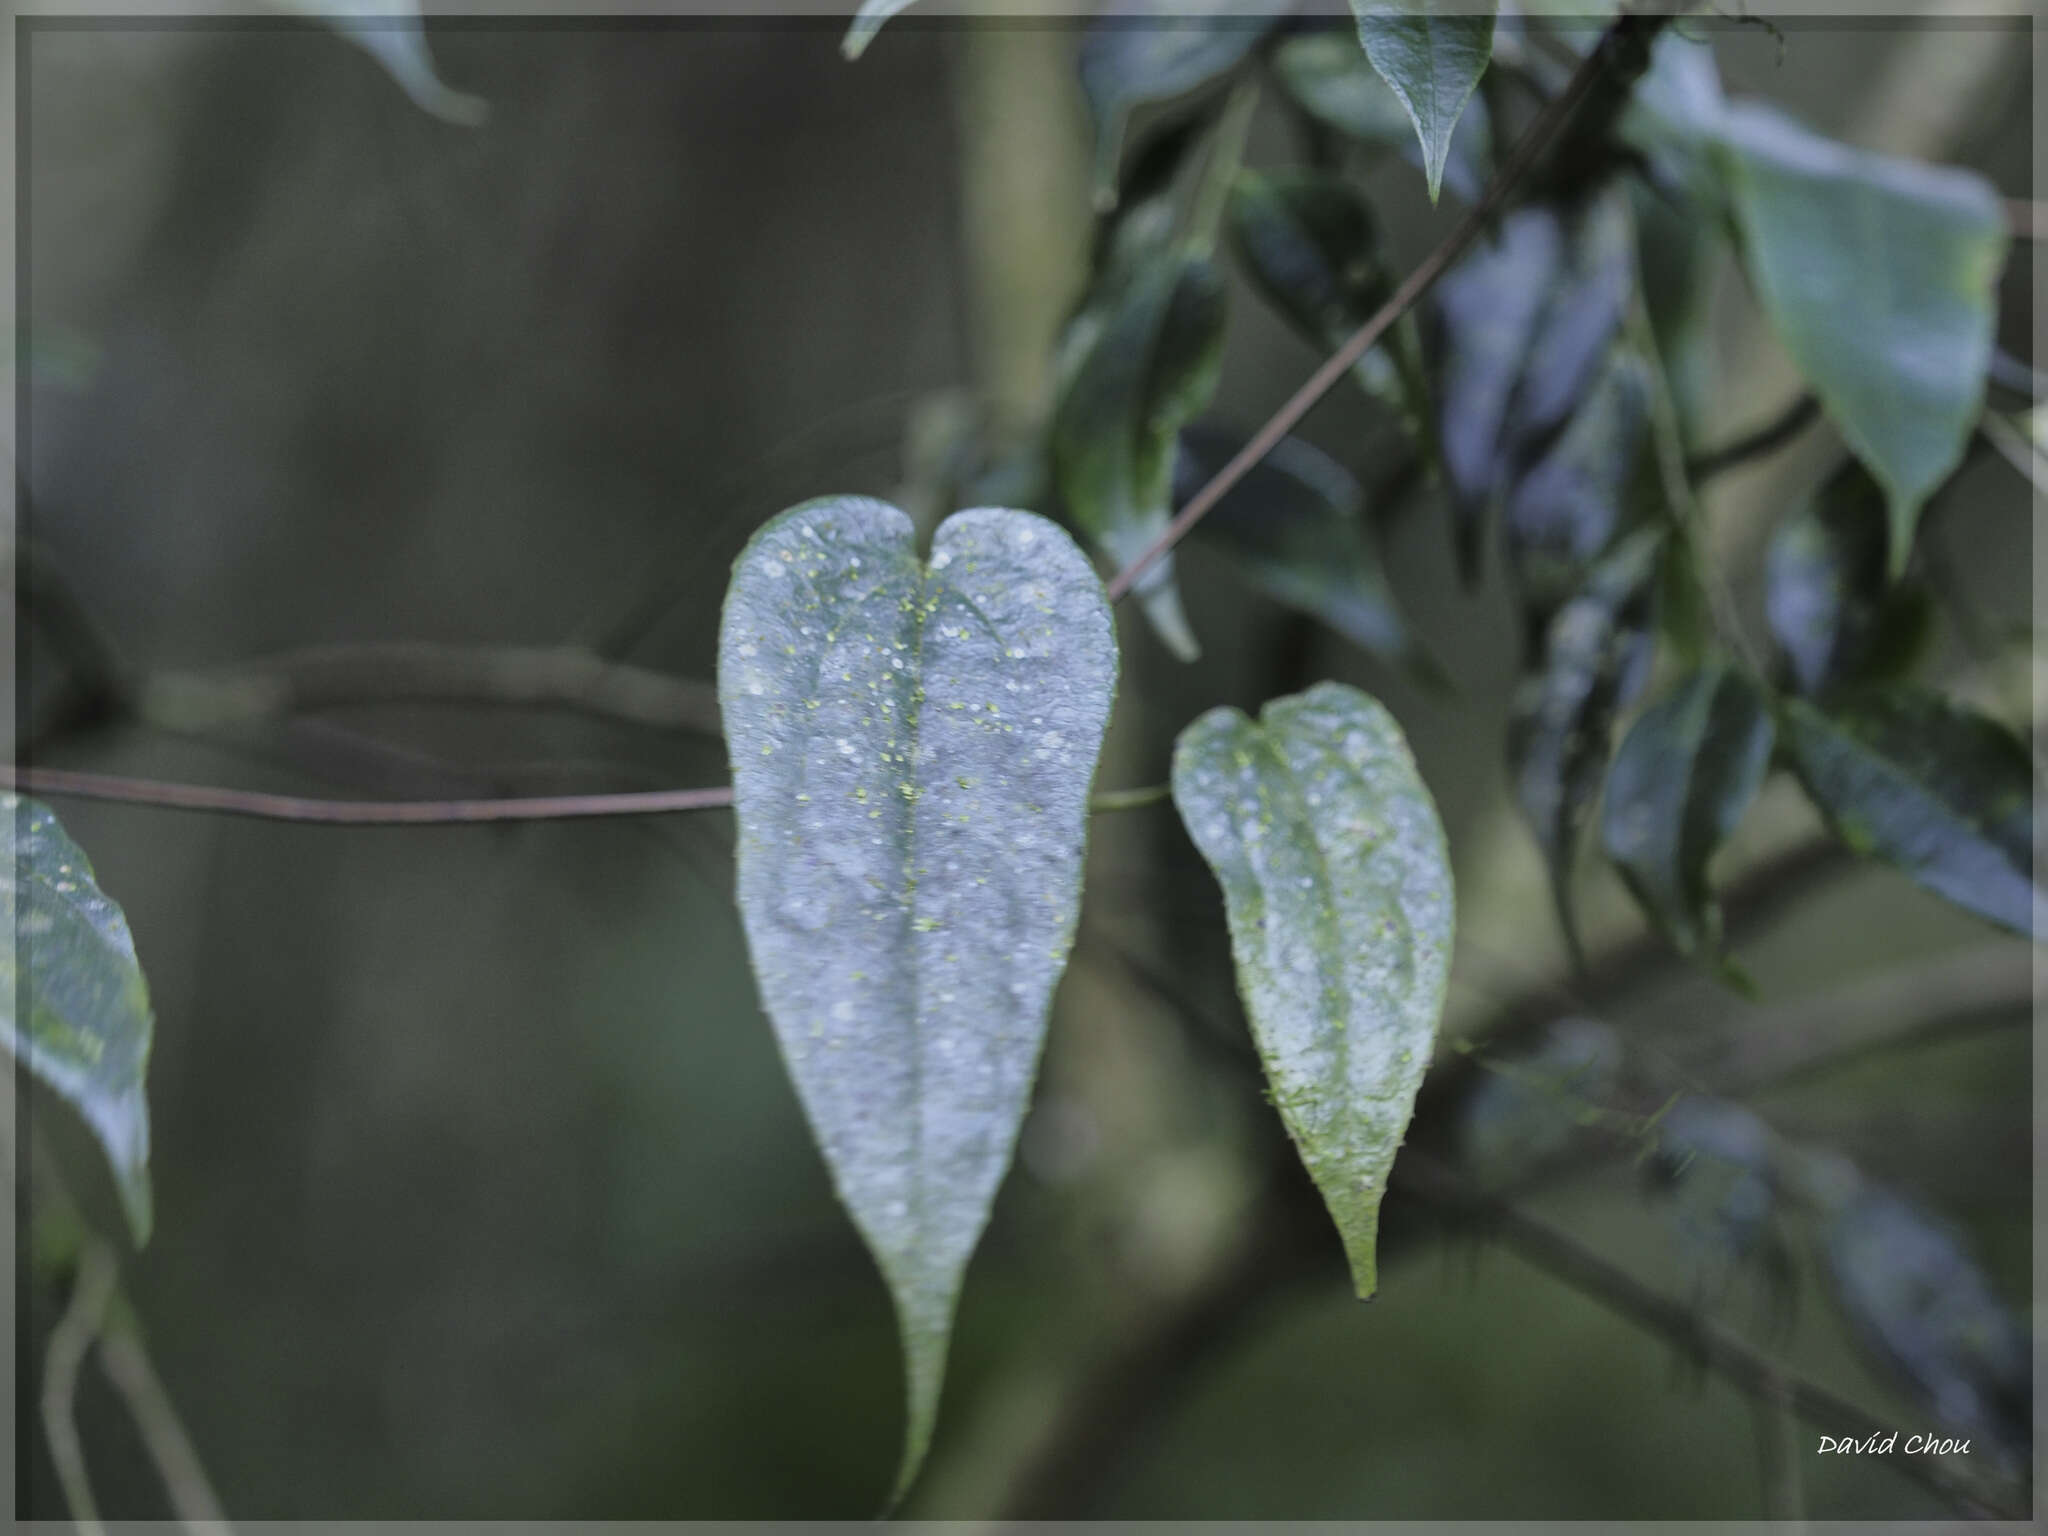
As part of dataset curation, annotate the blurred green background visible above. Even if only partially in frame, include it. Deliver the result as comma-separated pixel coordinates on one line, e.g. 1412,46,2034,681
14,12,2035,1520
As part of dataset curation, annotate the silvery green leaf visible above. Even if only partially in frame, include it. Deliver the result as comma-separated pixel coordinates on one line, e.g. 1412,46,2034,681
1348,0,1497,203
278,0,487,125
719,497,1116,1504
1171,681,1454,1295
2,798,154,1243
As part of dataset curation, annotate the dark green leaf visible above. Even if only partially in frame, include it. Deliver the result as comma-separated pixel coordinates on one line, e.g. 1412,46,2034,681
2,798,154,1243
842,0,918,59
1269,29,1494,202
1765,459,1935,698
1778,689,2040,937
1172,681,1454,1295
1506,186,1636,453
1053,250,1226,660
1079,0,1279,208
1715,103,2008,576
1617,26,1726,207
719,498,1117,1503
1174,423,1435,675
1348,0,1498,203
1507,527,1662,959
283,0,487,125
1600,665,1775,960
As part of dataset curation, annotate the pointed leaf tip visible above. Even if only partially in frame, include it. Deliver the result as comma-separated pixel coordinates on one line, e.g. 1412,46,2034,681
1349,0,1497,204
720,498,1117,1500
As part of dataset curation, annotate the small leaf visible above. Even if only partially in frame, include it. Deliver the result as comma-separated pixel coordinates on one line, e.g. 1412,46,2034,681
1174,424,1436,676
1270,29,1494,203
719,498,1117,1503
1778,689,2042,937
1079,0,1279,208
1225,168,1436,438
1172,681,1454,1296
842,0,918,59
1600,665,1775,961
1,799,154,1243
277,0,488,125
1348,0,1498,203
1507,527,1662,959
1764,459,1933,698
1714,103,2008,576
1053,250,1227,660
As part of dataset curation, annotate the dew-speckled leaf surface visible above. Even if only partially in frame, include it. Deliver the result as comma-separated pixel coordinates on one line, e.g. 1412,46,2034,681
1779,690,2041,938
1349,0,1497,203
1052,250,1224,661
2,797,154,1243
842,0,919,58
719,498,1116,1503
1272,30,1493,203
1171,682,1453,1296
1600,666,1775,961
1716,103,2007,575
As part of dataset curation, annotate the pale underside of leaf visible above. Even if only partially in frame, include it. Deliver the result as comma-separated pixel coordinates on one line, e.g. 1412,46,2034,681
1172,682,1454,1296
719,498,1116,1504
1349,0,1497,203
1,797,155,1243
842,0,919,59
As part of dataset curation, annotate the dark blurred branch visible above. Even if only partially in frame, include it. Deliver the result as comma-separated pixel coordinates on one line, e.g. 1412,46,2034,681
1685,394,1822,484
1104,9,1673,604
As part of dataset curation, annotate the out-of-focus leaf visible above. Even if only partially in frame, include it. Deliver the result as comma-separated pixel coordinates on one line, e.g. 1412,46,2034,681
1778,689,2041,937
1715,103,2007,576
1617,26,1726,206
279,0,488,125
842,0,918,59
1172,681,1454,1296
1053,250,1226,660
1348,0,1497,203
1270,29,1494,202
1174,424,1435,676
1078,0,1280,207
1457,1016,1621,1189
719,498,1117,1504
1822,1178,2029,1458
1646,1095,1778,1264
1506,185,1636,455
1,798,154,1244
1224,168,1433,433
1507,527,1662,958
1601,665,1775,962
1765,460,1933,699
1503,345,1651,619
1630,179,1722,442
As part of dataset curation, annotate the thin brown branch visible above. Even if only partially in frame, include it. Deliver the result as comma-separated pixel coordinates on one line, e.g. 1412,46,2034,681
1103,11,1669,605
1686,393,1822,484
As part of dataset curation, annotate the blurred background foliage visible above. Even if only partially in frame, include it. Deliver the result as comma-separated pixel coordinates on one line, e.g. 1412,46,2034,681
12,8,2037,1519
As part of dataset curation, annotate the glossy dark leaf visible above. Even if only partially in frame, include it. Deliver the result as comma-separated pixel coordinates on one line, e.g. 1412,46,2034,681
2,797,154,1243
1507,527,1662,958
1347,0,1497,203
719,498,1117,1502
1270,29,1494,203
1765,460,1933,698
1715,103,2008,575
1078,0,1280,207
1601,665,1775,961
1779,689,2041,937
1174,423,1434,673
1172,681,1454,1296
1053,249,1227,660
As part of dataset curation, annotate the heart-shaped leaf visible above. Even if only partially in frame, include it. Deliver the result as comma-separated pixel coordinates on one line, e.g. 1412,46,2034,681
719,497,1117,1503
1174,424,1436,677
1079,0,1280,207
842,0,919,59
1714,103,2008,576
1765,460,1933,698
1348,0,1497,203
2,798,154,1243
1507,527,1662,959
1053,249,1226,660
1778,689,2041,938
1270,29,1494,203
1171,681,1454,1295
1600,665,1775,962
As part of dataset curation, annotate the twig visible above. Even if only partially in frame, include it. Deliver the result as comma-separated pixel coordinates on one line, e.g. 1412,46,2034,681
42,1238,118,1536
1686,393,1822,484
5,766,1175,826
1978,411,2047,496
97,1321,232,1534
1103,12,1671,605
